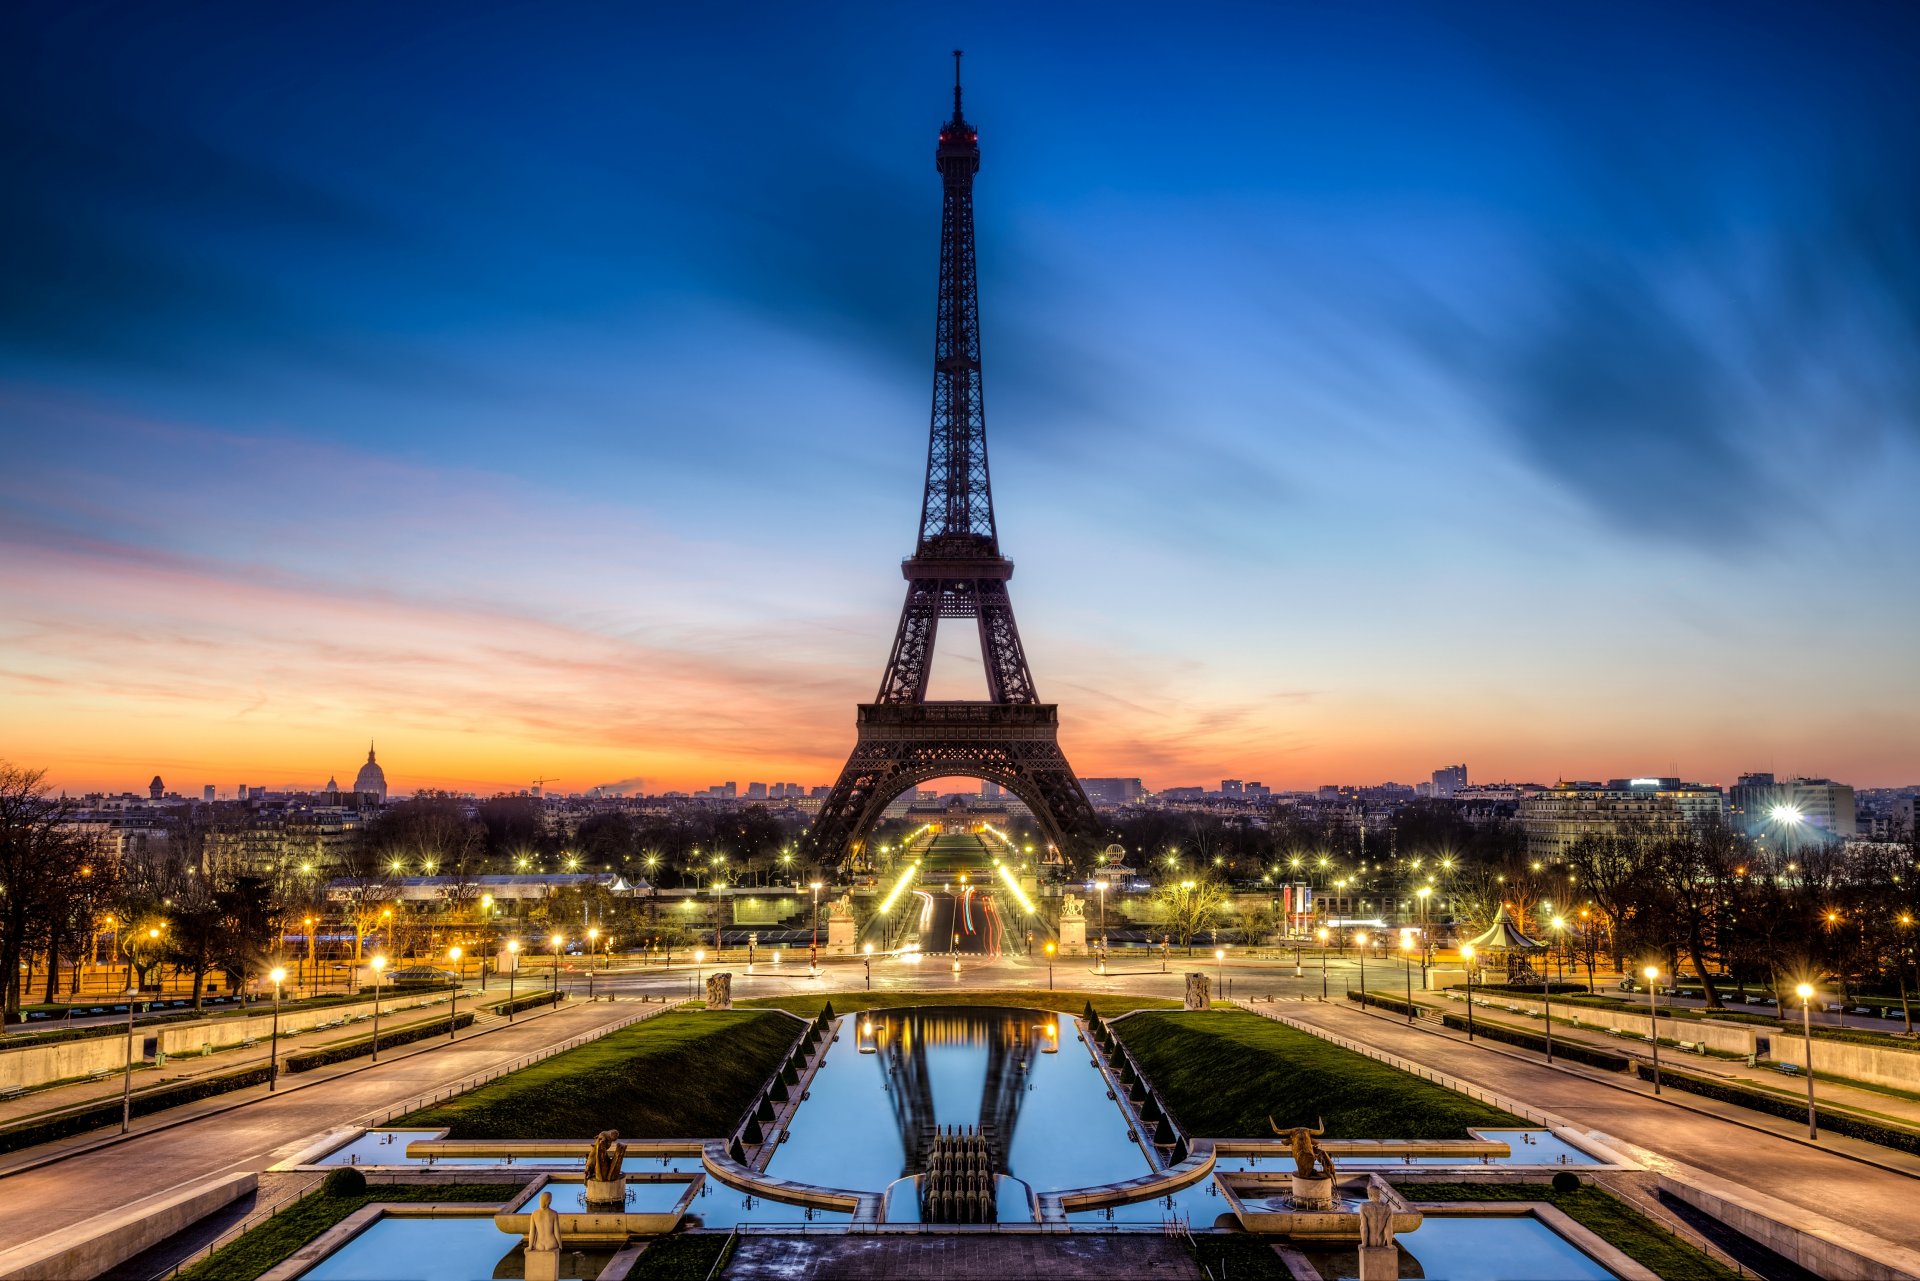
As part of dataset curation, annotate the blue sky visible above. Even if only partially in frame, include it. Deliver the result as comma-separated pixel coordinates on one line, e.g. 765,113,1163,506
3,1,1918,794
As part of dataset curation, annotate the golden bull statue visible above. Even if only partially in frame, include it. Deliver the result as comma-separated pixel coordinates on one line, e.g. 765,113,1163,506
1269,1116,1337,1180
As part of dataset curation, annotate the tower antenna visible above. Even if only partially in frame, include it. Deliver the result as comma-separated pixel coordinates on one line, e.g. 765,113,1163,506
953,49,963,116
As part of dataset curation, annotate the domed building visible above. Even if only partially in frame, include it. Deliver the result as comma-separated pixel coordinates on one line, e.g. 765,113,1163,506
352,744,388,802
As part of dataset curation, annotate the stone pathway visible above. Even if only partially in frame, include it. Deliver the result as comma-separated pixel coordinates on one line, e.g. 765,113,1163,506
719,1234,1203,1280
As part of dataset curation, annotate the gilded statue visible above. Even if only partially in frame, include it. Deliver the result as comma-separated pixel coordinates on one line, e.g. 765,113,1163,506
584,1129,625,1182
1269,1116,1337,1180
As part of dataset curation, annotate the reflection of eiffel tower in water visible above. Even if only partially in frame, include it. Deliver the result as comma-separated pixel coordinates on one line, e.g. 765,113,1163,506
873,1009,1043,1200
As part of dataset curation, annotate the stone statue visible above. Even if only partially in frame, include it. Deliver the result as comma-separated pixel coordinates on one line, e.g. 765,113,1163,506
1184,972,1210,1011
1359,1182,1396,1248
1060,893,1085,919
1356,1181,1400,1281
828,892,855,918
526,1190,562,1251
584,1129,625,1182
1269,1117,1337,1181
706,971,732,1010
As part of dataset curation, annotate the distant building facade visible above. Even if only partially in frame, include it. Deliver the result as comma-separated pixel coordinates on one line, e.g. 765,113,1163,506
1519,778,1725,861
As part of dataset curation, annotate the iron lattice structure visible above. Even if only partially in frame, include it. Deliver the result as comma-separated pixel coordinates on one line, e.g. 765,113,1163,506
807,55,1099,868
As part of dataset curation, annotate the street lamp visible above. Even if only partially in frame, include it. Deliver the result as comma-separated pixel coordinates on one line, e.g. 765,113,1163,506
587,928,600,1003
1214,947,1225,1000
479,895,494,991
1045,940,1055,989
1795,982,1819,1137
695,948,706,997
302,916,315,995
809,880,823,976
370,956,387,1061
863,942,874,989
505,939,520,1020
1401,934,1416,1025
1644,964,1662,1094
447,947,462,1039
1462,944,1476,1041
121,923,164,1133
1544,917,1566,1065
268,966,287,1090
1354,931,1369,1009
1416,886,1433,978
1095,878,1109,954
550,934,564,998
1316,926,1330,1001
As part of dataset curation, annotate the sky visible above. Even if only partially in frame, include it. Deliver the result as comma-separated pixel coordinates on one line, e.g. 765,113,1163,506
3,1,1918,798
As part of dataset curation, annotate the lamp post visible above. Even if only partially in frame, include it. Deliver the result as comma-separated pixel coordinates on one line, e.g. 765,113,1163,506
587,928,599,1003
809,880,823,976
302,916,315,996
1095,878,1109,955
1317,927,1330,1001
1644,964,1662,1094
121,924,163,1133
1796,983,1819,1138
1462,944,1476,1041
1401,935,1416,1025
268,966,286,1090
479,895,494,991
863,942,874,989
447,947,462,1039
550,934,563,999
370,955,386,1061
695,948,706,999
1354,931,1369,1009
1416,887,1433,979
1214,947,1225,1000
505,940,519,1020
1544,917,1566,1066
1045,940,1055,989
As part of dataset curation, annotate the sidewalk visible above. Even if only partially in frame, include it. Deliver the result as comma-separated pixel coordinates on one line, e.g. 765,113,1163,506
1367,986,1920,1136
0,985,535,1129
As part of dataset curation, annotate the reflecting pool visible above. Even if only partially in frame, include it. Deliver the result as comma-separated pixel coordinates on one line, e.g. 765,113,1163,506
314,1130,700,1172
535,1179,692,1214
1301,1215,1620,1281
682,1179,852,1229
767,1007,1148,1199
298,1216,616,1281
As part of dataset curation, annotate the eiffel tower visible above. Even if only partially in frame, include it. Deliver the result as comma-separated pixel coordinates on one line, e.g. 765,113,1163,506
806,54,1099,869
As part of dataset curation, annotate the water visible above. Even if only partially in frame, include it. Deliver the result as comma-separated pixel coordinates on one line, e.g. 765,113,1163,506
298,1215,616,1281
1218,1129,1604,1172
766,1007,1149,1198
1302,1215,1621,1281
314,1130,701,1172
681,1178,853,1228
1064,1173,1242,1228
534,1180,692,1214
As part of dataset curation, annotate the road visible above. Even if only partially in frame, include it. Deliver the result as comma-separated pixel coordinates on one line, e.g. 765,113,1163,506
0,997,650,1245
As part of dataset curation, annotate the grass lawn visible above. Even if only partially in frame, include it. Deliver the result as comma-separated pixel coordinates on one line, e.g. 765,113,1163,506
629,1233,732,1279
737,989,1182,1020
176,1184,523,1281
1404,1182,1742,1281
1116,1010,1519,1139
400,1011,797,1139
1186,1233,1291,1279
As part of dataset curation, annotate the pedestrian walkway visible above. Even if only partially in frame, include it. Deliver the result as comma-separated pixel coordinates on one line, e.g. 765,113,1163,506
1383,987,1920,1135
0,986,532,1129
0,998,663,1248
1266,999,1920,1254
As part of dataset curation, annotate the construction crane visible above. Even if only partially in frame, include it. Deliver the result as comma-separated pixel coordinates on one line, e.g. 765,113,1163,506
531,776,561,795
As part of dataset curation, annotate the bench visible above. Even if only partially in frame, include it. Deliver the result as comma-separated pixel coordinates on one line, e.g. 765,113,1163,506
1680,1041,1706,1054
1771,1062,1802,1076
0,1086,26,1101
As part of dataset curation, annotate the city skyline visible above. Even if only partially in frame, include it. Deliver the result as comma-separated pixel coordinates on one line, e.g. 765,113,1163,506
7,3,1920,797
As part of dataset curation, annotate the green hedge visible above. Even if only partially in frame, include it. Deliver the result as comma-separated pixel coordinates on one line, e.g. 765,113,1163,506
1474,982,1591,996
0,1062,273,1154
1348,990,1421,1017
284,1012,474,1072
1440,1013,1631,1071
493,990,564,1017
1635,1064,1920,1154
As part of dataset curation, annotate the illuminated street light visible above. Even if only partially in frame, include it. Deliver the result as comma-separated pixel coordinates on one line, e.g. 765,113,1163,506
1795,983,1818,1137
268,966,287,1089
447,946,463,1039
1644,965,1662,1094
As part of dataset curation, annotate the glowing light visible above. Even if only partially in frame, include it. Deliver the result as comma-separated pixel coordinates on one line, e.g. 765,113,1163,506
1770,804,1804,826
1796,983,1814,1001
878,861,921,914
269,966,286,984
994,860,1035,914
